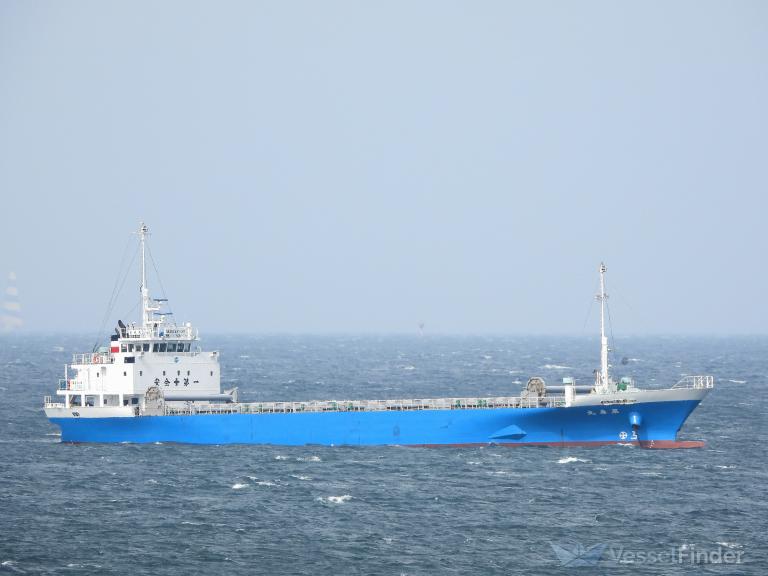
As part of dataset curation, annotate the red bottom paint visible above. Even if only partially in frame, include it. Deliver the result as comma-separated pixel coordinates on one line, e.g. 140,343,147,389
413,440,706,449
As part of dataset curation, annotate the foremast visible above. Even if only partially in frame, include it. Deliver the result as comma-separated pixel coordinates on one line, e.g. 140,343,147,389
595,262,613,393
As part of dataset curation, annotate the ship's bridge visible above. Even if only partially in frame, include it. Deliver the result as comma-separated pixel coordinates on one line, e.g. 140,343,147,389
52,223,222,411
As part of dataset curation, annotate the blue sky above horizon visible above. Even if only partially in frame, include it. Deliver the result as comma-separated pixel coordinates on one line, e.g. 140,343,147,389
1,1,766,335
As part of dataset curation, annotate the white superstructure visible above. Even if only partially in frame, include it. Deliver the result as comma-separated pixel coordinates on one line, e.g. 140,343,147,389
46,223,224,417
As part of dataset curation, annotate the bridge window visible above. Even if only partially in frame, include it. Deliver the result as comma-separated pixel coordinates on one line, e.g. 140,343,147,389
121,344,127,353
153,343,159,352
143,344,150,352
159,343,167,352
128,344,134,352
168,343,177,352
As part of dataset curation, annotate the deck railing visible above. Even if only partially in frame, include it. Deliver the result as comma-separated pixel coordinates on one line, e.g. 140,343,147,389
162,394,566,416
71,353,115,365
672,375,714,389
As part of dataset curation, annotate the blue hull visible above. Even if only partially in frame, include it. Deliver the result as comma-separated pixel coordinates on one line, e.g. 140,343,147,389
50,399,702,446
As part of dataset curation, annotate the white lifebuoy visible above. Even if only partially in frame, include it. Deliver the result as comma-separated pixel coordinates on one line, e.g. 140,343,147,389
93,354,101,364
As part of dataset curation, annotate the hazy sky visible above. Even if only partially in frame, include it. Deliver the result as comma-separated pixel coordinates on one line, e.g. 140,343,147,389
1,1,766,335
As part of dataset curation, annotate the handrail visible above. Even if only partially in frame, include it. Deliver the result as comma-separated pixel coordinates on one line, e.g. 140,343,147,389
71,353,115,365
672,375,714,389
161,394,567,416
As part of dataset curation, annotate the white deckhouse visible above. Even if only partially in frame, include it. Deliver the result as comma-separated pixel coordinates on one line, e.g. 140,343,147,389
46,223,229,417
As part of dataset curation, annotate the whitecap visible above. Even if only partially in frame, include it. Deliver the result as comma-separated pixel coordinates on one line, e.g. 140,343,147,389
318,495,352,504
557,457,590,464
297,455,321,462
231,483,248,490
403,365,416,371
727,379,747,384
274,455,289,460
291,474,311,481
256,481,276,487
716,542,743,549
542,364,572,370
715,465,735,469
45,432,61,437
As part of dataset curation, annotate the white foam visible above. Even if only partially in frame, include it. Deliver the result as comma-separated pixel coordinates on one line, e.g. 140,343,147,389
403,365,416,371
557,457,590,464
45,432,61,437
291,474,311,481
274,455,289,460
297,455,321,462
318,495,352,504
716,542,743,549
715,465,735,469
727,379,747,384
256,481,277,487
231,483,248,490
542,364,572,370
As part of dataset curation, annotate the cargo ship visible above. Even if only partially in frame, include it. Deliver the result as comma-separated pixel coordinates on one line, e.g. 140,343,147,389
44,224,713,448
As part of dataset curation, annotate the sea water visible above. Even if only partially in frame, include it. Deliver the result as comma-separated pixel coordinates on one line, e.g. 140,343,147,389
0,334,765,574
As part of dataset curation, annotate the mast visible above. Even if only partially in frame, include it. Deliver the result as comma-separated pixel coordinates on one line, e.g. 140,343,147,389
139,223,151,327
597,262,610,390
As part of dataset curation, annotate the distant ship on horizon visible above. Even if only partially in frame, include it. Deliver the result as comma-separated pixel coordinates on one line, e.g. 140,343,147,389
1,271,23,333
44,224,713,448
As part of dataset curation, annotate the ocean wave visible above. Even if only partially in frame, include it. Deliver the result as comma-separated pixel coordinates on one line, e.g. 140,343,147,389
231,483,248,490
317,495,352,504
291,474,312,481
542,364,571,370
296,455,321,462
716,542,743,549
727,379,747,384
557,457,589,464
